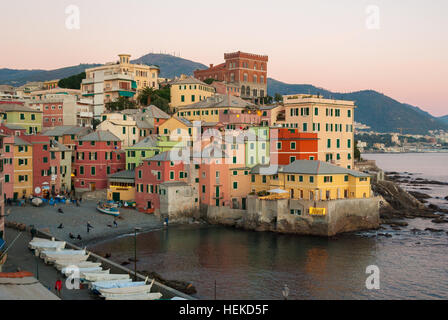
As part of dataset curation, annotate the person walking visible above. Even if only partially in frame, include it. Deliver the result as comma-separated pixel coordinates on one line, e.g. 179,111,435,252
113,218,118,228
86,221,93,233
55,278,62,298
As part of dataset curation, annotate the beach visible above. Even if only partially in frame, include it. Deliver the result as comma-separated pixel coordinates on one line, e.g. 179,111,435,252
5,200,165,247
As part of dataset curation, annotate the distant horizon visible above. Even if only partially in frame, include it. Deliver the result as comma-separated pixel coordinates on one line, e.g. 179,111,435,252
1,0,447,117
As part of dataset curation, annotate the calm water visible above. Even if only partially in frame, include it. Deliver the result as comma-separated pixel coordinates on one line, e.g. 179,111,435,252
93,153,448,300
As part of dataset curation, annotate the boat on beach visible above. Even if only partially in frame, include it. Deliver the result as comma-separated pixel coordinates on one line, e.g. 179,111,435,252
98,279,154,295
44,253,90,264
55,261,102,271
96,202,120,217
29,241,66,251
82,273,130,282
89,279,133,290
61,266,106,276
104,292,163,300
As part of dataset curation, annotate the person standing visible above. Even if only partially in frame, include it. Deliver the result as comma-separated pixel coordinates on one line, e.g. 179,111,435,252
113,218,118,228
55,278,62,298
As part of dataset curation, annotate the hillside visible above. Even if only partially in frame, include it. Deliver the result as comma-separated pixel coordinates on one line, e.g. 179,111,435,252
267,78,448,135
0,64,100,87
438,115,448,124
131,53,207,78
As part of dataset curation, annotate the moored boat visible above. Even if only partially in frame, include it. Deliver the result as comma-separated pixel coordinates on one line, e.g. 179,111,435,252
96,202,120,217
104,292,162,300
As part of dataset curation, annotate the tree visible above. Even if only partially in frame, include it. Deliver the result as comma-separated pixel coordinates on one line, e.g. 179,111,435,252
203,78,215,85
263,95,273,104
274,93,283,103
92,118,101,130
58,72,86,89
105,96,137,111
137,86,171,114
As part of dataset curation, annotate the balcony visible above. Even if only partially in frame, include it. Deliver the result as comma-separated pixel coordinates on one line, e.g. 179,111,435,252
212,193,224,199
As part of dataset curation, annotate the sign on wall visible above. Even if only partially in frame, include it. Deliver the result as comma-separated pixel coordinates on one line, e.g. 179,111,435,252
309,207,326,216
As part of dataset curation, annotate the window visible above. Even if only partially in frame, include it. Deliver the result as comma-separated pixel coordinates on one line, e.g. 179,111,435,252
291,142,296,150
277,142,282,150
327,139,331,148
170,171,174,180
309,176,314,183
262,176,267,183
20,113,25,120
181,95,185,102
251,175,255,182
80,166,84,175
91,166,96,175
344,175,349,182
290,156,296,163
138,170,142,179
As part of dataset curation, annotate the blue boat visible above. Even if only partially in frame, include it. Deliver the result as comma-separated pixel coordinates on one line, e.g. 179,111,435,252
96,202,120,217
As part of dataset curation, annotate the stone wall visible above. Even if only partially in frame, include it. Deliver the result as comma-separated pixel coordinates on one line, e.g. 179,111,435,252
203,195,380,237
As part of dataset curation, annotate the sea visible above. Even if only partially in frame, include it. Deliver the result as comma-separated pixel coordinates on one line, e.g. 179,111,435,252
92,153,448,300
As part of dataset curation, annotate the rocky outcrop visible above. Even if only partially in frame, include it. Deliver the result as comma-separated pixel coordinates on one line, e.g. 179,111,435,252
372,180,439,219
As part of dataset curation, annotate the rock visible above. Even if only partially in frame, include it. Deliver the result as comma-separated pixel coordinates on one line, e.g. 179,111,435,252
408,191,431,200
140,270,197,295
392,227,401,231
411,228,421,233
444,196,448,201
431,218,448,224
428,204,440,211
120,261,130,266
425,228,444,232
378,233,392,237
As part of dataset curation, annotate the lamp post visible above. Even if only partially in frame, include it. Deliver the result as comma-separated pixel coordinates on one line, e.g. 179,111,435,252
134,227,142,281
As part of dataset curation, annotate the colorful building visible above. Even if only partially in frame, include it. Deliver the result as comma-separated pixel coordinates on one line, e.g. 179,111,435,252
73,131,125,192
0,103,43,134
107,170,135,203
27,96,77,128
81,54,160,117
250,160,371,200
135,151,189,212
175,94,258,125
280,94,356,169
244,126,270,167
0,134,6,235
169,75,215,110
125,136,179,170
13,136,33,199
269,128,318,165
194,51,268,103
1,135,14,200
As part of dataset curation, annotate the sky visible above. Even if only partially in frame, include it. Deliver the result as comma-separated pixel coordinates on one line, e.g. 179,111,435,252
0,0,447,116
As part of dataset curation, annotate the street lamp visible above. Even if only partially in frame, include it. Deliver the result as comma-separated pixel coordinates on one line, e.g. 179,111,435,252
134,227,142,281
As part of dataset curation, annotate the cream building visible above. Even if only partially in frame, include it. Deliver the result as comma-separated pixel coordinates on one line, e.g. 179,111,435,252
169,75,215,110
280,94,355,169
96,119,140,147
81,54,160,118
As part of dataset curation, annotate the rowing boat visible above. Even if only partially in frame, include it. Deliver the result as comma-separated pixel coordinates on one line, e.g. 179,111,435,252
82,273,130,282
89,279,133,290
40,249,86,259
29,241,66,250
44,253,90,264
55,262,102,270
61,266,105,275
104,292,162,300
98,283,153,295
97,202,120,217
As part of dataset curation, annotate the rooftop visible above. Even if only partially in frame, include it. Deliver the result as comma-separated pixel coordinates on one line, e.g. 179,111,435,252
79,130,121,142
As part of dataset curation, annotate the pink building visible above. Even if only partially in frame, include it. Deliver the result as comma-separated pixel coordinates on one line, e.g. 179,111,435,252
0,134,6,235
74,131,125,192
135,151,188,212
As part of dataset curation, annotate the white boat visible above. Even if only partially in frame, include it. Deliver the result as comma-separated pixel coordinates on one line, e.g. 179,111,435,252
40,249,86,259
44,253,90,264
82,273,130,282
29,241,66,250
104,292,162,300
62,266,105,275
99,281,154,295
97,203,120,217
31,197,43,207
89,279,133,290
55,262,101,271
30,237,52,243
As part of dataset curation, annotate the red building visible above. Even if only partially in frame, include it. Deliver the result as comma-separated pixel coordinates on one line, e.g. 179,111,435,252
20,134,58,197
135,151,188,212
73,131,125,192
270,128,318,165
194,51,268,103
0,133,6,235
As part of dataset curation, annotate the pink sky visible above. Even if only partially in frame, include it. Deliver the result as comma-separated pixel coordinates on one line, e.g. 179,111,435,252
1,0,447,116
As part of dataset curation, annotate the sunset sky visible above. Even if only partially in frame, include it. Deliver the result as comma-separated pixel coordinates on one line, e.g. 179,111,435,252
1,0,447,116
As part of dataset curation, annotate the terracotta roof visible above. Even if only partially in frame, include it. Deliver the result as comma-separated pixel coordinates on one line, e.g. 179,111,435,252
79,130,121,142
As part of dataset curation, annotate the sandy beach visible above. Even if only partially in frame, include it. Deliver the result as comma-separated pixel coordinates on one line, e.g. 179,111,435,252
5,200,164,247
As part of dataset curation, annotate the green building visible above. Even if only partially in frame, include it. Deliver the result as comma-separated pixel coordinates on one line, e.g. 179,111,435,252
245,126,270,167
125,136,182,170
0,103,43,134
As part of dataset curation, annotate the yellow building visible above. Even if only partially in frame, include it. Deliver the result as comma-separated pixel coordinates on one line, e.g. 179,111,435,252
158,117,193,142
280,94,356,169
0,103,43,134
175,94,256,123
170,75,215,109
107,170,135,204
250,160,371,201
13,137,33,199
43,79,59,90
